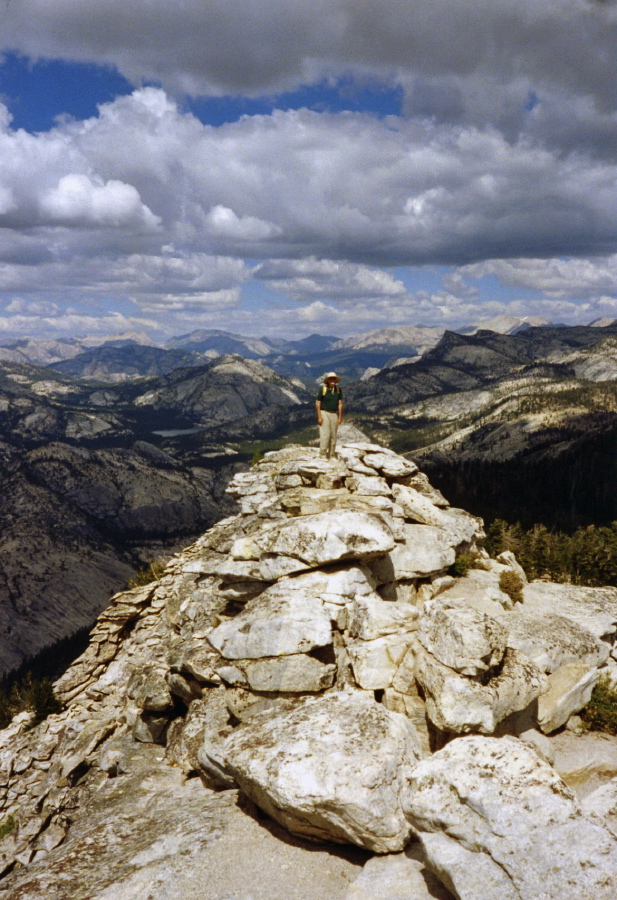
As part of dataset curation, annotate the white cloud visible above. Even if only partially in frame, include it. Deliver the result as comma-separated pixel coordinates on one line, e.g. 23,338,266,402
1,91,616,272
39,174,160,229
5,298,60,316
254,258,408,302
0,4,615,343
461,256,617,299
0,186,15,215
3,0,617,126
205,205,280,241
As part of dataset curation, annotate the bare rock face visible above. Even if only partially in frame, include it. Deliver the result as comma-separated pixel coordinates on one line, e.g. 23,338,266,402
1,442,617,897
417,597,508,677
414,641,545,734
405,735,617,900
370,525,457,582
583,778,617,839
537,662,600,734
256,509,396,569
223,691,424,853
344,845,455,900
207,588,333,659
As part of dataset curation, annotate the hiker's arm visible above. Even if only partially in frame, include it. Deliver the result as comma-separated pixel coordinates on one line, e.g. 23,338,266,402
316,400,322,425
337,397,343,424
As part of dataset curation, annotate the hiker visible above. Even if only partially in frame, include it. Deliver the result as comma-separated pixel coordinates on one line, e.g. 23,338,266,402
316,372,343,459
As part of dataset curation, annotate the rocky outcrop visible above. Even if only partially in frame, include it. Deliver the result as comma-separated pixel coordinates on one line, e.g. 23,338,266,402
224,691,423,853
0,442,617,897
406,735,617,900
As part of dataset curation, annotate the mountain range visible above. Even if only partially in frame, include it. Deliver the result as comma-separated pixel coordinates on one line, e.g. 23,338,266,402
346,324,617,528
3,316,617,678
4,315,586,385
0,354,309,677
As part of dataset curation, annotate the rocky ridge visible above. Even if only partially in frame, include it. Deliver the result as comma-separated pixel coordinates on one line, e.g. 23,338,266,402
1,444,617,897
0,353,311,676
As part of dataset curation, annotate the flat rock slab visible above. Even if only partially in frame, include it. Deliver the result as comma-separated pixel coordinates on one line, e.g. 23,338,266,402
223,691,424,853
523,582,617,641
405,734,617,900
549,730,617,798
257,510,396,567
345,844,454,900
496,609,610,674
240,654,337,693
280,487,393,518
207,588,333,660
0,744,367,900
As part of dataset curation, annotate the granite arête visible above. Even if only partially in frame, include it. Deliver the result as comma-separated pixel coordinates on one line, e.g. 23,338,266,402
1,443,617,900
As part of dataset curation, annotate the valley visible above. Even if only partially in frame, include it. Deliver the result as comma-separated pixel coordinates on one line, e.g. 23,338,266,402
0,354,309,677
2,318,617,679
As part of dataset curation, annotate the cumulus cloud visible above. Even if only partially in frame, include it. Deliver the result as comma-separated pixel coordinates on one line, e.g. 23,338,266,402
1,0,617,338
39,174,160,229
2,90,607,266
254,258,408,302
205,205,280,241
3,1,616,124
461,256,617,299
4,298,60,316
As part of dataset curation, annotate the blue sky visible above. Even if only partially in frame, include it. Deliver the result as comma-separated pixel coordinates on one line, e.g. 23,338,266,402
1,53,404,132
0,0,616,343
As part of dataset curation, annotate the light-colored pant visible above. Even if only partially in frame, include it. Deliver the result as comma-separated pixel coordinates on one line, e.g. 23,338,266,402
319,410,339,459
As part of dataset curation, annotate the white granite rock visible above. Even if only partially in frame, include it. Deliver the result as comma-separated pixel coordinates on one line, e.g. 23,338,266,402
517,728,556,766
348,593,419,640
537,662,600,734
370,525,456,583
436,568,515,613
223,691,423,853
277,564,377,606
347,633,411,690
362,453,418,478
582,778,617,838
405,735,617,900
240,655,337,693
523,582,617,642
550,730,617,798
347,474,392,496
406,472,450,507
417,597,507,677
391,484,447,526
496,549,528,583
344,845,454,900
257,509,396,567
207,589,333,659
497,609,610,674
438,507,485,547
414,641,545,734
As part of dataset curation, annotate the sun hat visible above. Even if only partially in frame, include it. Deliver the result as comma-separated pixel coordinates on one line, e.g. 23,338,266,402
323,372,341,383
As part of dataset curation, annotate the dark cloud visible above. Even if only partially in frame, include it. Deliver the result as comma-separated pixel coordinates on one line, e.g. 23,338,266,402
0,1,616,336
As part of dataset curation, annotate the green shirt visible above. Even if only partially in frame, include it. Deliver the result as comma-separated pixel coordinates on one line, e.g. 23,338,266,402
317,385,343,412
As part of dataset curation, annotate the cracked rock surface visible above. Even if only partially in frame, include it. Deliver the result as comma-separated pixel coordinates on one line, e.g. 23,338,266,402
0,442,616,898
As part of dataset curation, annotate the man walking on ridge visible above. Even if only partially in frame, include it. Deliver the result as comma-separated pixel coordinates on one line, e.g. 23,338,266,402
316,372,343,459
